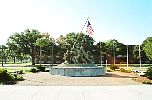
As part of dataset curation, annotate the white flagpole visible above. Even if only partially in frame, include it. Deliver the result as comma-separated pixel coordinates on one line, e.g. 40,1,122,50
127,45,128,69
139,45,141,69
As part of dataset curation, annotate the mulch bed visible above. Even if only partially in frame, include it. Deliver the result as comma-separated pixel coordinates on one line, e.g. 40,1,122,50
133,76,152,84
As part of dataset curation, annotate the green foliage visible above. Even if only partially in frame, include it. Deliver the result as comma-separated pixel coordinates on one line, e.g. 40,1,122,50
7,29,42,65
16,75,24,81
142,81,152,84
35,65,45,72
110,65,119,70
0,69,24,84
120,68,131,73
17,70,24,74
30,68,37,73
35,37,51,65
0,69,15,81
35,37,50,48
107,69,113,72
145,67,152,79
0,45,8,65
142,37,152,60
132,45,148,63
57,32,95,64
96,42,107,53
105,39,126,56
56,35,67,55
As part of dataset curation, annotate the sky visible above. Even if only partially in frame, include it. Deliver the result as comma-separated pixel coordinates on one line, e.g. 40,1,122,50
0,0,152,45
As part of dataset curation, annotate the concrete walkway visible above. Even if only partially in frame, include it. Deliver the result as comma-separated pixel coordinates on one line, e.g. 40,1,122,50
0,85,152,100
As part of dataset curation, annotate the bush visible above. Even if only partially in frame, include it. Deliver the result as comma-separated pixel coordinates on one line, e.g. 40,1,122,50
0,69,24,84
16,75,24,81
120,68,131,73
18,70,24,74
107,69,112,72
110,65,119,70
35,65,45,72
142,81,152,84
30,68,37,73
145,67,152,80
0,69,15,81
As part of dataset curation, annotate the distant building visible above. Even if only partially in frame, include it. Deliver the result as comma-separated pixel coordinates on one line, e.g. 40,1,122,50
35,44,151,64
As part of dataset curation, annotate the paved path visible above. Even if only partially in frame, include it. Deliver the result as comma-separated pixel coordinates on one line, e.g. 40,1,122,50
16,71,141,86
0,85,152,100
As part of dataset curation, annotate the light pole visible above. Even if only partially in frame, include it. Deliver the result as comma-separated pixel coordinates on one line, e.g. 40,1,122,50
127,45,129,69
40,47,42,65
113,42,115,65
139,45,141,69
51,45,53,67
50,39,55,67
100,42,102,66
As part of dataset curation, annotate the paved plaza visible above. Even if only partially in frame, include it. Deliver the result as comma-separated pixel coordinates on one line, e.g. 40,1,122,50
15,71,140,86
0,71,152,100
0,85,152,100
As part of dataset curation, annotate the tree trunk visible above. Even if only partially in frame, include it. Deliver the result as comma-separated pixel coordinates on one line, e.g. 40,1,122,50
31,46,35,65
5,59,6,64
13,57,16,64
40,47,42,65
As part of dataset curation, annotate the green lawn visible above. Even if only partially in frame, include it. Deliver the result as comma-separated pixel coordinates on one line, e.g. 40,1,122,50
0,63,151,73
0,67,33,73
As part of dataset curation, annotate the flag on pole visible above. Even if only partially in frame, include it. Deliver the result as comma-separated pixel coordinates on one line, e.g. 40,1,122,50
86,21,94,35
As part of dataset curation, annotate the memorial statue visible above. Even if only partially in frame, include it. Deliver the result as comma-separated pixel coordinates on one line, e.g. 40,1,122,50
63,41,95,64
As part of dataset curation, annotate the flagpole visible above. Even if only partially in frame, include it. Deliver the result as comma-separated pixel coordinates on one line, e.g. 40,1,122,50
127,45,128,69
81,17,89,33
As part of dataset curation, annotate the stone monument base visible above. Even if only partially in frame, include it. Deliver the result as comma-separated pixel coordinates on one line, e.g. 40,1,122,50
49,64,105,76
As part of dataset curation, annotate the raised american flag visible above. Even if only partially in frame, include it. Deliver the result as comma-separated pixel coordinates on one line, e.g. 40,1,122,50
86,21,94,35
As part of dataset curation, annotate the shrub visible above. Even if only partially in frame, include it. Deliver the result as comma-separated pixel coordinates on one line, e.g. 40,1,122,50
0,69,15,84
107,69,112,72
16,75,24,81
18,70,24,74
120,68,131,73
145,67,152,80
30,68,37,73
0,69,24,84
35,65,45,72
0,69,15,81
142,81,152,84
120,68,125,72
110,65,119,70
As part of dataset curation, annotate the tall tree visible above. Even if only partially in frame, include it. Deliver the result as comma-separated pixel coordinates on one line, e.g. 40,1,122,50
59,32,95,64
0,45,8,66
35,37,50,65
96,42,107,64
105,39,126,56
104,39,126,64
7,29,41,65
142,37,152,60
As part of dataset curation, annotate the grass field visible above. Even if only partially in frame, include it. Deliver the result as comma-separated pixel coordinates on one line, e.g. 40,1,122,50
0,67,33,73
0,63,151,72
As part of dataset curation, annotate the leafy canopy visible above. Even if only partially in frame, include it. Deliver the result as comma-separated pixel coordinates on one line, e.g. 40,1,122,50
142,37,152,60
